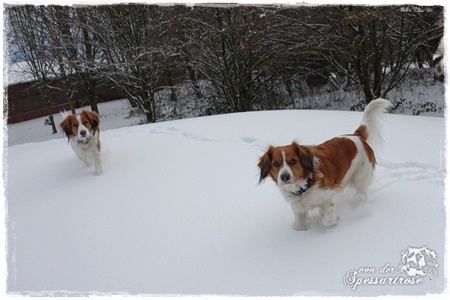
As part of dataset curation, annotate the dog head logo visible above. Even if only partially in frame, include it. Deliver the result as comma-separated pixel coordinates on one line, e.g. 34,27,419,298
399,247,438,277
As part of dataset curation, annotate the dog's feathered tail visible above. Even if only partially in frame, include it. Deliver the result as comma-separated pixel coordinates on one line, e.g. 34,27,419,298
354,98,392,153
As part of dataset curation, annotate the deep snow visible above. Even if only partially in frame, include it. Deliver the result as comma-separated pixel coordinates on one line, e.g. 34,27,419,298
4,100,446,296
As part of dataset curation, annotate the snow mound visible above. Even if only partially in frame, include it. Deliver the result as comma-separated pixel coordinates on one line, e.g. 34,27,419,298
5,109,445,296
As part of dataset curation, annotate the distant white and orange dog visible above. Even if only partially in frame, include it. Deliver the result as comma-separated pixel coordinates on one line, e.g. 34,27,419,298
60,110,103,175
258,99,391,231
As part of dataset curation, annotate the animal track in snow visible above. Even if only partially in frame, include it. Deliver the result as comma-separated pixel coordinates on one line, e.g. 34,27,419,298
375,161,444,191
148,125,220,142
239,136,266,149
148,126,267,150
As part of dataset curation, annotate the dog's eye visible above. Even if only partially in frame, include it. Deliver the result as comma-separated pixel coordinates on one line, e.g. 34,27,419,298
289,159,297,165
272,162,280,168
72,123,78,128
83,121,88,125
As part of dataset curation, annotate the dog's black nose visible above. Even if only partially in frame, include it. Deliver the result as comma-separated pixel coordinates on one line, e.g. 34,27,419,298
80,130,86,137
280,172,290,183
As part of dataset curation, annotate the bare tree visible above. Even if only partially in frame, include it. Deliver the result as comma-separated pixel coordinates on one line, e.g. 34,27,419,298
6,4,443,122
41,6,79,114
96,5,167,123
276,5,444,105
185,6,282,112
70,6,104,113
7,5,58,134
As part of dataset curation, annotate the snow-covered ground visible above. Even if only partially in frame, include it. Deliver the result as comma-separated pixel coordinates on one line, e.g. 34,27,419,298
3,100,446,296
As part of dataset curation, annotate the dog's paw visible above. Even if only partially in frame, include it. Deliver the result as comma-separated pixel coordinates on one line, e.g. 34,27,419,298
322,216,340,228
349,194,367,209
293,222,310,231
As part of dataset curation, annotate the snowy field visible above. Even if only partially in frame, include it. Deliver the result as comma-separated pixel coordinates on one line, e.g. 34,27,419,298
3,99,447,296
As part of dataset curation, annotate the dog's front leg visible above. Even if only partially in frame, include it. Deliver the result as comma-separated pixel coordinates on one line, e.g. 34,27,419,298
290,203,310,231
321,201,339,228
72,145,92,167
93,149,103,175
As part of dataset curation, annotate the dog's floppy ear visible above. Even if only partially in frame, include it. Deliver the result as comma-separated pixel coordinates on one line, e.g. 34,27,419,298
258,146,273,184
84,111,100,133
59,114,73,141
293,142,314,172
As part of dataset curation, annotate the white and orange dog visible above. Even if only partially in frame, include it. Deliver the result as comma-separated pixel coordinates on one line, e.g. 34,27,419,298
258,99,391,231
60,110,103,175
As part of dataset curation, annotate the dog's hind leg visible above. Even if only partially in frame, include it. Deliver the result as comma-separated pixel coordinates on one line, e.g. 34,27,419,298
354,165,373,207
